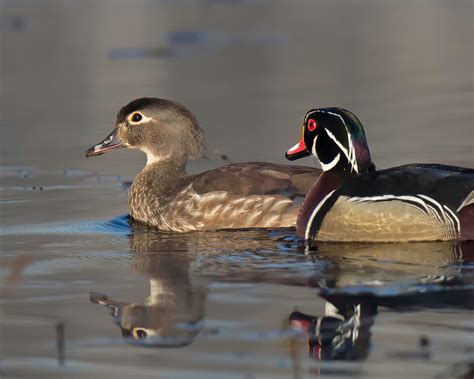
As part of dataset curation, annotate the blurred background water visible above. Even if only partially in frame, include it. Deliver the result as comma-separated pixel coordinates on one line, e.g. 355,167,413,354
0,1,473,378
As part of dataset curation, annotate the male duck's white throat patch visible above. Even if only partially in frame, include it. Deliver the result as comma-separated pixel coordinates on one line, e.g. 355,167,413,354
320,153,341,171
312,135,341,172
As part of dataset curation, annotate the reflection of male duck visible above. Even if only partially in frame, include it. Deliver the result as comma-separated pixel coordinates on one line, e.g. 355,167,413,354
290,301,375,361
290,243,474,362
91,231,207,347
309,241,474,288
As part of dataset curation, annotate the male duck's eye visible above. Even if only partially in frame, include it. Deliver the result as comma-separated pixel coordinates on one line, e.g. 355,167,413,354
131,113,142,123
307,119,317,132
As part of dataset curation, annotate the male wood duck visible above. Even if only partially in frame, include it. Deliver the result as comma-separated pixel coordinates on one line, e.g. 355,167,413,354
86,98,321,232
286,108,474,243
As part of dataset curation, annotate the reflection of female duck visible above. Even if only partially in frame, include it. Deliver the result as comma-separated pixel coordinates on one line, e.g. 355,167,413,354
91,231,207,347
90,226,312,348
286,108,473,243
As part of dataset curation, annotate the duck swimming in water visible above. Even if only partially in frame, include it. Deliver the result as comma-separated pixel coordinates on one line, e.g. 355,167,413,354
286,108,474,243
86,98,321,232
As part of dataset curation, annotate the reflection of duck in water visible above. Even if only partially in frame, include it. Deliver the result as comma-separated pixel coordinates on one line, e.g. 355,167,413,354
90,231,207,347
289,243,474,362
290,274,473,362
290,301,375,361
309,241,474,288
90,226,310,348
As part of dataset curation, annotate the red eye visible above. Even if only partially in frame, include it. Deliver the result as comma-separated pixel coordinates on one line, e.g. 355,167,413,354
307,119,317,132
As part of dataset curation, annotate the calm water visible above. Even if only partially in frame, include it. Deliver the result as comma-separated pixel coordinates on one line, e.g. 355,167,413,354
1,1,473,378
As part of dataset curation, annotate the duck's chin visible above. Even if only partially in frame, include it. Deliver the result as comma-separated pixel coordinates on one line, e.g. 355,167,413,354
142,148,173,166
318,153,341,172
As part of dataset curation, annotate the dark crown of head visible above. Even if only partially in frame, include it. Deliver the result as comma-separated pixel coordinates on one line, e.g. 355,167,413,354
116,97,198,125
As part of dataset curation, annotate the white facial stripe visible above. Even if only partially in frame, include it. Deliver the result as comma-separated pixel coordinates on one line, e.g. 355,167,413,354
324,128,349,161
321,153,341,171
305,110,359,173
324,128,359,173
304,110,319,122
311,135,318,157
312,136,340,171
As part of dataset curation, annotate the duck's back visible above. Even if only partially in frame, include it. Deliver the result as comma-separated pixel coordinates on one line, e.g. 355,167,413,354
306,164,474,242
188,162,319,198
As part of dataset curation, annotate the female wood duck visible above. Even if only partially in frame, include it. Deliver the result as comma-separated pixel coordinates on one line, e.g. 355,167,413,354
86,98,321,232
285,108,474,243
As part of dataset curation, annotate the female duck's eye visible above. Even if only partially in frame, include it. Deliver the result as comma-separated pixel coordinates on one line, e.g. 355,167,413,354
133,328,148,339
307,119,317,132
131,113,142,123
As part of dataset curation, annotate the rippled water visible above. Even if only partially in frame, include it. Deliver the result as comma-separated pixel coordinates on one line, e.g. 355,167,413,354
1,1,473,378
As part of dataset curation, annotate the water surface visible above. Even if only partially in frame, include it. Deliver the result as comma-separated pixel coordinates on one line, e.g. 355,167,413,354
1,1,473,378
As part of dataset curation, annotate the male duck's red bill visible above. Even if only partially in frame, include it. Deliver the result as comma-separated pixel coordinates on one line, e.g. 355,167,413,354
285,127,311,161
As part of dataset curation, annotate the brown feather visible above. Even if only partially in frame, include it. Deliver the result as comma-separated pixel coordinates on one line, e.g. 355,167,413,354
129,162,321,232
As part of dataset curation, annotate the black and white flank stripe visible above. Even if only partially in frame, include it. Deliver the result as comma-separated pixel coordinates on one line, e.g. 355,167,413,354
347,194,460,236
305,192,461,241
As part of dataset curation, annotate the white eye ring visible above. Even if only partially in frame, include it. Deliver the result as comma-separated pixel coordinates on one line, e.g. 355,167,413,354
132,327,158,339
128,112,152,125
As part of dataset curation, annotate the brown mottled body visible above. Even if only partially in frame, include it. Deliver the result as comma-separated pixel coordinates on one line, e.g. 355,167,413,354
129,161,320,232
86,98,322,232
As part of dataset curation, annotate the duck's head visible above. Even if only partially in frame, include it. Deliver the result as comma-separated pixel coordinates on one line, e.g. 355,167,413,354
285,108,375,174
90,292,203,347
86,98,205,165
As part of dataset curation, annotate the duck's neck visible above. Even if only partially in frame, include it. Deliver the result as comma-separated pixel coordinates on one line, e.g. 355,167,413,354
296,171,353,238
129,159,187,223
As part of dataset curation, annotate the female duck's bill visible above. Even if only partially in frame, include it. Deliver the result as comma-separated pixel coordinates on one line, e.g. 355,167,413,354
86,127,124,157
285,107,474,243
